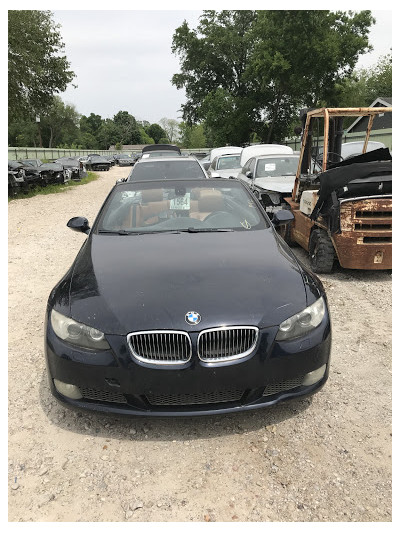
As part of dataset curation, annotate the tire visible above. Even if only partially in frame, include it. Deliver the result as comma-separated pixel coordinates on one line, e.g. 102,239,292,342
309,229,335,273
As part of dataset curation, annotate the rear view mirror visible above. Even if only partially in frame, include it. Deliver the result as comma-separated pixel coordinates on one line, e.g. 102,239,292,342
67,216,90,234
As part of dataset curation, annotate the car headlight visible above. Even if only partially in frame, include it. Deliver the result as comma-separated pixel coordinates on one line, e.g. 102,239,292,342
50,309,110,350
276,296,326,341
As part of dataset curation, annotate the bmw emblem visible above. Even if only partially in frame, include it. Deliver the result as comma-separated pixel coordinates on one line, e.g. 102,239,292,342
185,311,201,325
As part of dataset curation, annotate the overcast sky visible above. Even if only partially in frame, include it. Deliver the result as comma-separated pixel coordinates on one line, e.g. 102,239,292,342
52,9,393,125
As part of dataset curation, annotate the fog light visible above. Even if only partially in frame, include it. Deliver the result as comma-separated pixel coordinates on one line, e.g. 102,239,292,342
54,379,82,400
302,364,327,386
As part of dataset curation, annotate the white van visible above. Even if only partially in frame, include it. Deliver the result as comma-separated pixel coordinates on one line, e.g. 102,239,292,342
239,144,293,168
209,146,242,163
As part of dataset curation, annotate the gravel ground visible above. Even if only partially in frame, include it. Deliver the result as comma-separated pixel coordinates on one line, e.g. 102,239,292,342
8,166,392,522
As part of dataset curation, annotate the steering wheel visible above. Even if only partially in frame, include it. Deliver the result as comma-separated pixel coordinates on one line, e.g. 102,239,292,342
316,152,344,167
203,211,232,223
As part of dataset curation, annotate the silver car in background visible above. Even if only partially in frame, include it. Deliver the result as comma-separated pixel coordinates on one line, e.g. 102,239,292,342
207,153,242,179
237,153,299,215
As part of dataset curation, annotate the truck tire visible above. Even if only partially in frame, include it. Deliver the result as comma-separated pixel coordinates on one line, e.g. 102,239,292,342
309,229,335,273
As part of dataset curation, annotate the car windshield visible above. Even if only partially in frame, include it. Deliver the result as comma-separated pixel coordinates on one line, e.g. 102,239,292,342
216,155,241,170
127,161,205,181
255,157,299,178
97,181,268,234
21,159,40,166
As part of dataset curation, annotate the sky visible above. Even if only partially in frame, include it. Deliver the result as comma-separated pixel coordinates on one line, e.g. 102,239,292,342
51,8,393,125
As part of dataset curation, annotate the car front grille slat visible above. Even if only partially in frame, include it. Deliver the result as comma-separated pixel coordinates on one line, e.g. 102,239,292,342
198,326,258,362
128,331,192,365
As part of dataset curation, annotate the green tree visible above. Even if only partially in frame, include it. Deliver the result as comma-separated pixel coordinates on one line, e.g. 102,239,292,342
8,118,39,147
113,111,141,144
361,52,392,103
8,10,75,122
80,113,103,136
38,96,80,148
97,119,120,149
78,132,100,150
179,122,207,148
146,123,167,144
172,10,375,144
139,128,154,144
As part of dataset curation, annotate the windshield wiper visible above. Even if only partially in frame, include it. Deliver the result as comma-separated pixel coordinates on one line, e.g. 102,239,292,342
98,229,132,235
185,227,234,233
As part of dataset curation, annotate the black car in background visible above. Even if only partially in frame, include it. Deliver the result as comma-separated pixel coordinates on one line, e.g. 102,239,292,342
45,178,331,417
114,154,135,166
140,144,182,159
38,162,71,185
54,157,84,180
8,160,28,195
85,155,111,171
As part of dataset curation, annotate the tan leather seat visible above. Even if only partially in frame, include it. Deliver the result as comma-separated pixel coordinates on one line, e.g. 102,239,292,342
136,190,169,227
190,190,225,221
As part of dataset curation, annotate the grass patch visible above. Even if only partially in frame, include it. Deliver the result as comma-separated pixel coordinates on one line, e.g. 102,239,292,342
8,172,99,201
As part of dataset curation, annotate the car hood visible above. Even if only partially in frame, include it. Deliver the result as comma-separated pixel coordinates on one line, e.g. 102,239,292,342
254,175,296,193
68,230,307,334
39,163,64,171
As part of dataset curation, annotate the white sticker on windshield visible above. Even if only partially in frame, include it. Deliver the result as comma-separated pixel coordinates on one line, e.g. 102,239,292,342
170,193,191,210
142,154,150,158
264,163,276,171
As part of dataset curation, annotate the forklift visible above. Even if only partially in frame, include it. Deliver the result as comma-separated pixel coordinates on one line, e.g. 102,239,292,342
283,107,392,273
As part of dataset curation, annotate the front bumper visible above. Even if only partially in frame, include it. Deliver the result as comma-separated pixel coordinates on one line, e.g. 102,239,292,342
45,313,331,417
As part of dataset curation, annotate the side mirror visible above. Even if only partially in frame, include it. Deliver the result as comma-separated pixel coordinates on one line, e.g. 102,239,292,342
271,210,294,227
245,171,253,180
67,216,90,234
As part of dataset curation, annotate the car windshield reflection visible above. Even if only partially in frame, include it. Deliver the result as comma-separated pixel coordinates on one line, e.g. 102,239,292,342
98,182,268,234
255,156,299,177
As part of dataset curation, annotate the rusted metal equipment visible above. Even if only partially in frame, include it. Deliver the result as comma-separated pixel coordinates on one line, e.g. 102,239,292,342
284,107,392,272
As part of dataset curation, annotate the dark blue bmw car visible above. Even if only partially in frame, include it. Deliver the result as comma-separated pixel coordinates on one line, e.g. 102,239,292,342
45,178,331,416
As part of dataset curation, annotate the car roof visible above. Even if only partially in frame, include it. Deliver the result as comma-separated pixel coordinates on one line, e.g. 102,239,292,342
209,146,242,161
136,156,199,164
240,144,293,166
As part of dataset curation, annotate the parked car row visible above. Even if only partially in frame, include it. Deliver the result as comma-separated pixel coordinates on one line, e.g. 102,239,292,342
8,157,87,196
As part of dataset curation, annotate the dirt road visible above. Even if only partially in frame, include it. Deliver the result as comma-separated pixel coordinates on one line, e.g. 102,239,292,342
8,166,392,521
